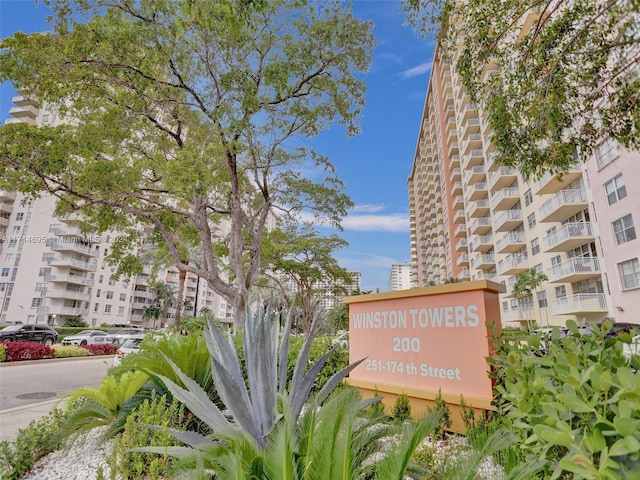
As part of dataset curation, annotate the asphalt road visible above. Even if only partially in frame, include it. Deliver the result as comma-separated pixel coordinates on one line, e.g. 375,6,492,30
0,357,112,410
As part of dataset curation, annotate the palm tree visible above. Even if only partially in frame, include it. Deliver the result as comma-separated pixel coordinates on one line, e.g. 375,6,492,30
513,267,548,329
150,280,177,328
142,304,162,329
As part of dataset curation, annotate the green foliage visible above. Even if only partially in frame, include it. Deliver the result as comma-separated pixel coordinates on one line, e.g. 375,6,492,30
392,393,412,423
56,371,150,442
427,389,451,439
177,315,208,334
108,392,186,480
490,319,640,478
368,387,387,418
53,345,90,358
0,343,5,362
63,316,88,327
0,406,70,480
327,302,349,332
404,0,639,178
0,0,373,328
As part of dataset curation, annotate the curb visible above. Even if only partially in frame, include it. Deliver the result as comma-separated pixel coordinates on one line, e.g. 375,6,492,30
0,355,115,367
0,397,64,416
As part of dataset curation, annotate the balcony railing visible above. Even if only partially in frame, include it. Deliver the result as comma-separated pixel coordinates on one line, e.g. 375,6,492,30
494,209,523,232
543,222,593,252
547,257,602,282
497,254,529,275
551,293,607,315
539,189,587,222
487,166,517,190
501,308,535,323
491,187,520,210
495,232,525,253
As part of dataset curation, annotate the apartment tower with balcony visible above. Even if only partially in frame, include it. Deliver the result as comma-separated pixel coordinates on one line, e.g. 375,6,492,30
409,16,640,327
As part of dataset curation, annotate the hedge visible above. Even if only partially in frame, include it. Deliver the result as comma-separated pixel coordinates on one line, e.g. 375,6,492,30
1,341,55,362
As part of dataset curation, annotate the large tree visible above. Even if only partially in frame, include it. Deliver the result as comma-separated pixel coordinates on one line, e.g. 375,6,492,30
403,0,639,178
0,0,373,327
260,224,352,335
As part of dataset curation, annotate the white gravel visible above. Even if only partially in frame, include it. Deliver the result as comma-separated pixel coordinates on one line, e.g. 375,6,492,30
22,427,114,480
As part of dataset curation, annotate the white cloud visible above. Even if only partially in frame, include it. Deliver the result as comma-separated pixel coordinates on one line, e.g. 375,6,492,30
351,204,385,213
342,213,409,232
401,62,432,79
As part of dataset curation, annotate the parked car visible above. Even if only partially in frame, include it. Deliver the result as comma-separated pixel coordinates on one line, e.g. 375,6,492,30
112,336,145,366
61,330,112,346
0,324,59,345
109,328,148,345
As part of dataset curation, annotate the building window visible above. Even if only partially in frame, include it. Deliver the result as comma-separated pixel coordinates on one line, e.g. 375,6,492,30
99,275,104,283
15,212,24,221
612,214,636,245
1,268,9,277
8,239,16,248
42,253,55,262
531,238,540,256
119,293,126,302
104,304,112,313
94,303,99,312
538,290,548,308
5,253,13,264
35,283,48,292
96,289,101,298
595,138,619,170
524,189,533,206
527,213,536,229
618,258,640,290
555,285,566,298
106,291,114,300
31,298,42,308
48,223,60,233
118,306,125,315
12,226,20,234
108,278,115,286
604,174,627,205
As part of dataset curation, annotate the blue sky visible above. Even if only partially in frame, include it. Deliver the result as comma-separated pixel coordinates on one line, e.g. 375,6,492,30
0,0,435,293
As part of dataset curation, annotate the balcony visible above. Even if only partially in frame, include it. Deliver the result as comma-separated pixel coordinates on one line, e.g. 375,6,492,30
551,293,607,315
495,231,526,254
463,149,485,169
460,117,481,139
453,210,466,224
446,115,457,132
463,165,486,185
454,224,467,238
0,191,16,202
460,103,477,122
471,233,494,253
497,254,529,276
474,272,497,282
12,95,38,107
471,253,495,270
494,209,523,232
448,140,459,158
456,253,469,267
49,257,97,272
491,187,520,211
543,222,594,252
51,241,97,257
8,104,38,119
41,289,91,302
547,257,603,283
488,167,517,190
466,182,488,202
0,203,13,215
469,216,492,235
452,195,464,209
39,305,88,317
450,167,461,183
533,166,582,195
450,154,461,167
468,198,490,218
451,182,463,196
455,238,468,252
539,189,588,223
457,268,471,280
501,308,535,323
461,133,482,155
44,273,93,286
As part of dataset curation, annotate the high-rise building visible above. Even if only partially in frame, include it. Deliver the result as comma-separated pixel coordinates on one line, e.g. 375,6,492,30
409,16,640,327
0,95,231,327
388,263,413,291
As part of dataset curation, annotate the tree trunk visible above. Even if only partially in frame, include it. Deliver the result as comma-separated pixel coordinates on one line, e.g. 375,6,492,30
174,270,186,331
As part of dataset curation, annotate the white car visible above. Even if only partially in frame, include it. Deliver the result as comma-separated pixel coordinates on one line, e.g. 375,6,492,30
112,336,145,366
61,330,112,346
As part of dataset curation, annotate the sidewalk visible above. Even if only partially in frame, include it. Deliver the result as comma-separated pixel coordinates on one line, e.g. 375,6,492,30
0,398,66,442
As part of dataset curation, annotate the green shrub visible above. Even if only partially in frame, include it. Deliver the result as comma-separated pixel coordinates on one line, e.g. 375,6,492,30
0,405,70,480
0,343,5,362
108,392,186,480
53,345,90,358
392,392,411,422
428,389,451,440
490,319,640,478
63,316,88,328
368,386,386,418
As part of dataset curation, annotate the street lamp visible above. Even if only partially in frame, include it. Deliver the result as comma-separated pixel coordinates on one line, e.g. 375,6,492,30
52,314,57,326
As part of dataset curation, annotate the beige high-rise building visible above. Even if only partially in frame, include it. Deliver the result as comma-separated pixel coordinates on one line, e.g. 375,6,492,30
1,96,232,327
409,15,640,327
388,263,413,291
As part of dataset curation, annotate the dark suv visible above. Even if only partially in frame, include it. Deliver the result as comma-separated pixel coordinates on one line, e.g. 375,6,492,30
0,324,59,346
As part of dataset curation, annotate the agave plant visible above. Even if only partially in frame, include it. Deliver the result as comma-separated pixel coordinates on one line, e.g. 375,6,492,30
148,304,364,449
